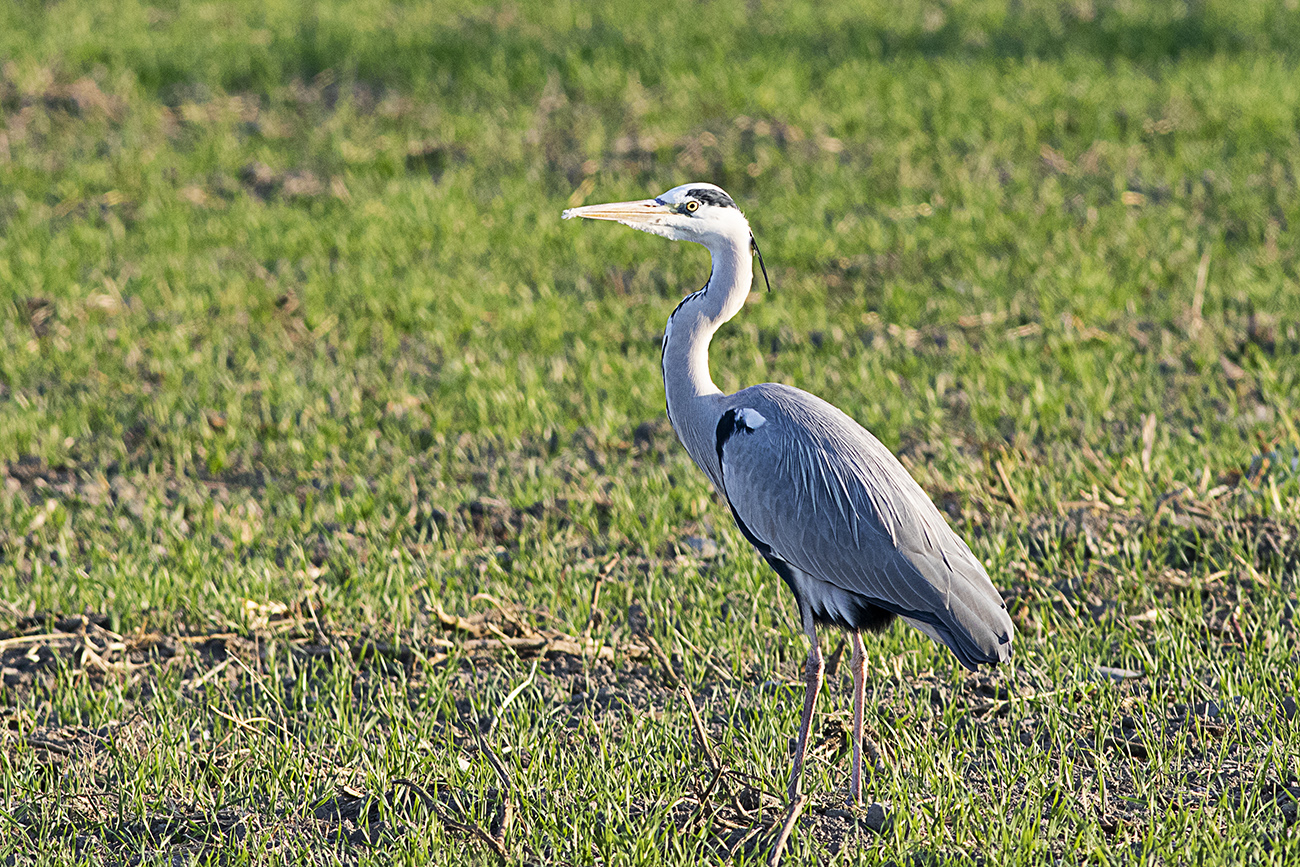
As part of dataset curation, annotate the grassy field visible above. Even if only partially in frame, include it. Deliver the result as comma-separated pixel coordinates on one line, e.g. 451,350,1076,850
2,0,1299,862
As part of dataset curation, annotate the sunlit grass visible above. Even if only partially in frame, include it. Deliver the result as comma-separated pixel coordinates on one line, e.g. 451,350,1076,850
1,0,1298,863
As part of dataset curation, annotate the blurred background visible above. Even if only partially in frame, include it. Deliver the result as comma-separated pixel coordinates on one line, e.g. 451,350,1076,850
3,0,1298,618
3,0,1300,653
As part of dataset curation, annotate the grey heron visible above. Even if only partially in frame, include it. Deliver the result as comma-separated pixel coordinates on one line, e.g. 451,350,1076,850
563,183,1013,803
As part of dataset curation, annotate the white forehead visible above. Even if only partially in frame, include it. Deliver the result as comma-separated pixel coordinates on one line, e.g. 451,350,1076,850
655,182,732,206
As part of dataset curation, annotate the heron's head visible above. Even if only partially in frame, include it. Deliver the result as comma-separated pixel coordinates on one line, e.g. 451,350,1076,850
562,182,753,249
563,182,770,289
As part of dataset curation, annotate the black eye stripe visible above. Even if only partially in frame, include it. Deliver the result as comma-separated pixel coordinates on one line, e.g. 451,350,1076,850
685,187,737,209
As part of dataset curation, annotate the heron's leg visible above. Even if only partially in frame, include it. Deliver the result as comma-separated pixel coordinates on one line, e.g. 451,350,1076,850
848,631,867,804
787,603,823,802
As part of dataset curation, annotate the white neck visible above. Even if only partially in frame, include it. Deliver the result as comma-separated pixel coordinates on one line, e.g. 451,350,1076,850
661,232,754,491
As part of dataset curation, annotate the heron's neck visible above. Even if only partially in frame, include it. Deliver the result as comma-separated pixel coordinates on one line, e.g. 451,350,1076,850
661,233,753,490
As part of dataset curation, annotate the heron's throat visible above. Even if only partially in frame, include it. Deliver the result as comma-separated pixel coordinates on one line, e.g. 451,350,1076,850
661,236,754,489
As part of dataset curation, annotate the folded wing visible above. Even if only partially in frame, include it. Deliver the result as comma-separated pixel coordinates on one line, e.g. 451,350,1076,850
717,383,1013,669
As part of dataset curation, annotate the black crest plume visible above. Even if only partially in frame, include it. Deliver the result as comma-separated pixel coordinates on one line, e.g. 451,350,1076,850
750,233,771,292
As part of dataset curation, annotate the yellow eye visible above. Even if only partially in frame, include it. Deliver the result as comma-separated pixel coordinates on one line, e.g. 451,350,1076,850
685,200,699,213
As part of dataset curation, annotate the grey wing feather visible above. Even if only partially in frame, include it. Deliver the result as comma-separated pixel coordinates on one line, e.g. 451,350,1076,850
718,383,1013,669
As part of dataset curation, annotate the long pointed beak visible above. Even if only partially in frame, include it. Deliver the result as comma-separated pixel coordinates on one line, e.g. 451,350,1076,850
562,198,673,228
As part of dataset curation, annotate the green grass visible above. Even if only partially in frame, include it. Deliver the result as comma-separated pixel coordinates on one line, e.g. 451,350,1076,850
1,0,1299,863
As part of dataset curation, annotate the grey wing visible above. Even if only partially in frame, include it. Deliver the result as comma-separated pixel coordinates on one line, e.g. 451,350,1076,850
717,384,1013,669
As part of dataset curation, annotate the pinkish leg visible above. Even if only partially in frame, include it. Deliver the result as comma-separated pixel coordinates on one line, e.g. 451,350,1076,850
849,631,867,804
787,603,823,802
